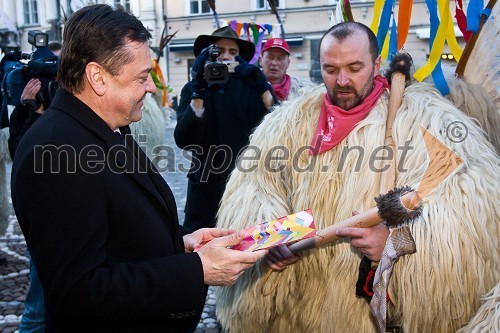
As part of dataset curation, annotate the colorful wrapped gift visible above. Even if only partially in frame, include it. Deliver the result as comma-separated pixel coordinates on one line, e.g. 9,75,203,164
229,209,315,252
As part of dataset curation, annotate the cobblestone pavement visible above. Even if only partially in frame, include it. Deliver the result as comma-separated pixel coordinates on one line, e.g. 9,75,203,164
0,119,221,333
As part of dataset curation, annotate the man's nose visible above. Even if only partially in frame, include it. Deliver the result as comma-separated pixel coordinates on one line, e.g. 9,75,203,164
146,73,157,94
337,71,350,86
220,51,231,61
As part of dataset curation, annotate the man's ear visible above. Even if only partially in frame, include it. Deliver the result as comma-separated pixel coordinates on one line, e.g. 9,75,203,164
85,62,106,96
374,55,381,75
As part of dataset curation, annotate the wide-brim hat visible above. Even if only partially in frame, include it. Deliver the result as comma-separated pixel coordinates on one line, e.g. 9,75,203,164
193,26,256,62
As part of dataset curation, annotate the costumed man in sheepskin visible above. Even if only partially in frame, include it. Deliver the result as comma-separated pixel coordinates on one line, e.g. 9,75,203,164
215,22,499,333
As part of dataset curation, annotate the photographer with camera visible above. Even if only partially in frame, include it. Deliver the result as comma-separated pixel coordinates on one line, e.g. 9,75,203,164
8,41,60,333
174,26,275,232
8,41,61,158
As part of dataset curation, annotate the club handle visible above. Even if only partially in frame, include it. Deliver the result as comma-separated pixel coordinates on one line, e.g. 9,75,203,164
288,191,421,254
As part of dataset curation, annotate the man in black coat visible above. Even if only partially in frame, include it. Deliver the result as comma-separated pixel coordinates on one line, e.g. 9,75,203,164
11,5,267,333
175,26,275,232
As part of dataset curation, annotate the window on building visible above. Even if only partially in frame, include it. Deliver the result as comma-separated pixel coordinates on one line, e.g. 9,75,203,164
114,0,131,12
256,0,281,10
23,0,39,25
190,0,210,15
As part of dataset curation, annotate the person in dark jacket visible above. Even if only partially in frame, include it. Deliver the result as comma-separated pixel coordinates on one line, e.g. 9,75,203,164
9,41,61,333
11,5,267,333
175,26,274,232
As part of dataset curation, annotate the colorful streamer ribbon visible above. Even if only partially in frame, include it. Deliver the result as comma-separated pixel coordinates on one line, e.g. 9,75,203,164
397,0,413,49
370,0,386,34
466,0,484,33
151,59,169,107
228,20,274,64
414,0,462,82
455,0,471,41
376,0,395,54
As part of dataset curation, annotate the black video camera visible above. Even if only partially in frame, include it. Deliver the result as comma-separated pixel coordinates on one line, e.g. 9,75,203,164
2,30,59,110
203,45,238,84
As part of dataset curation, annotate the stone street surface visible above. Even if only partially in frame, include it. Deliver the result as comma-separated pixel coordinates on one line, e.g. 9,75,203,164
0,119,221,333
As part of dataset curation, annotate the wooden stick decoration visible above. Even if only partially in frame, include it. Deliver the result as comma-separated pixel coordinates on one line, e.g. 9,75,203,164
343,0,355,22
207,0,220,29
267,0,286,39
456,0,497,77
379,53,413,194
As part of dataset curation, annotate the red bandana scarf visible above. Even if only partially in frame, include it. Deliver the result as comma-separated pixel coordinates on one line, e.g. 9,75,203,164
272,74,292,101
310,75,389,155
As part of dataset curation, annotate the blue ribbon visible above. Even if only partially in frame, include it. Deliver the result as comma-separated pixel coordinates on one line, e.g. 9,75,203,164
466,0,484,33
376,0,395,54
425,0,450,95
389,16,398,60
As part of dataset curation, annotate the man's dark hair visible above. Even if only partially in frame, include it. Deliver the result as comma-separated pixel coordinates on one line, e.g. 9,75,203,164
320,22,379,63
58,4,151,93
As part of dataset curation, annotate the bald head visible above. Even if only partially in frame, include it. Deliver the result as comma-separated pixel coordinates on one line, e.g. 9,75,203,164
320,22,379,63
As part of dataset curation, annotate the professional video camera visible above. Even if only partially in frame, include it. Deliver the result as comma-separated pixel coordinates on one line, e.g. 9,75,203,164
1,30,59,111
203,44,238,84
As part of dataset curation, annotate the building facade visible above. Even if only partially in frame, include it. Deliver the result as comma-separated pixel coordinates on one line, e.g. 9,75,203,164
0,0,463,103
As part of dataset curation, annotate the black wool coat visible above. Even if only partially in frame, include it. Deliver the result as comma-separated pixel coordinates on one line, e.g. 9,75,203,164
11,89,205,333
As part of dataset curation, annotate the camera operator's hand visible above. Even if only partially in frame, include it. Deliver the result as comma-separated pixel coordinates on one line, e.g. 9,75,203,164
190,46,211,99
20,79,44,114
190,47,211,116
234,56,272,95
191,46,212,81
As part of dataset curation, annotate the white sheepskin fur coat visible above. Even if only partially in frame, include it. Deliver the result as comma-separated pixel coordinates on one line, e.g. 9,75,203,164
129,93,171,164
215,83,499,333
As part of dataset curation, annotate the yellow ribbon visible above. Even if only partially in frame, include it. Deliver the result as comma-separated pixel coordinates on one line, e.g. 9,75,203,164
445,8,463,61
414,0,463,81
414,0,448,81
370,0,386,34
381,31,391,60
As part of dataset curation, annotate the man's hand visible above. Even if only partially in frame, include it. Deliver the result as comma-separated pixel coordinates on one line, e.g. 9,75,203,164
264,244,302,272
196,230,268,286
190,46,210,100
21,79,44,114
183,228,235,253
336,223,390,262
234,56,271,95
191,46,211,80
21,78,41,100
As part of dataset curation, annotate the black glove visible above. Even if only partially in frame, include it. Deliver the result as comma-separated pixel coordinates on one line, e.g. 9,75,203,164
234,56,272,95
190,47,211,99
20,99,41,113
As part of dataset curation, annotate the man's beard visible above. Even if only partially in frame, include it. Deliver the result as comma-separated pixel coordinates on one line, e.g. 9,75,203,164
329,72,375,110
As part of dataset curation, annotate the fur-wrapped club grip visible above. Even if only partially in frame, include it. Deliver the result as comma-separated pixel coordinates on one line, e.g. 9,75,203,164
288,187,422,254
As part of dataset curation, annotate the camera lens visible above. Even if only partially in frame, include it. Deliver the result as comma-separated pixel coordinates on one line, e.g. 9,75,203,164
210,67,222,78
